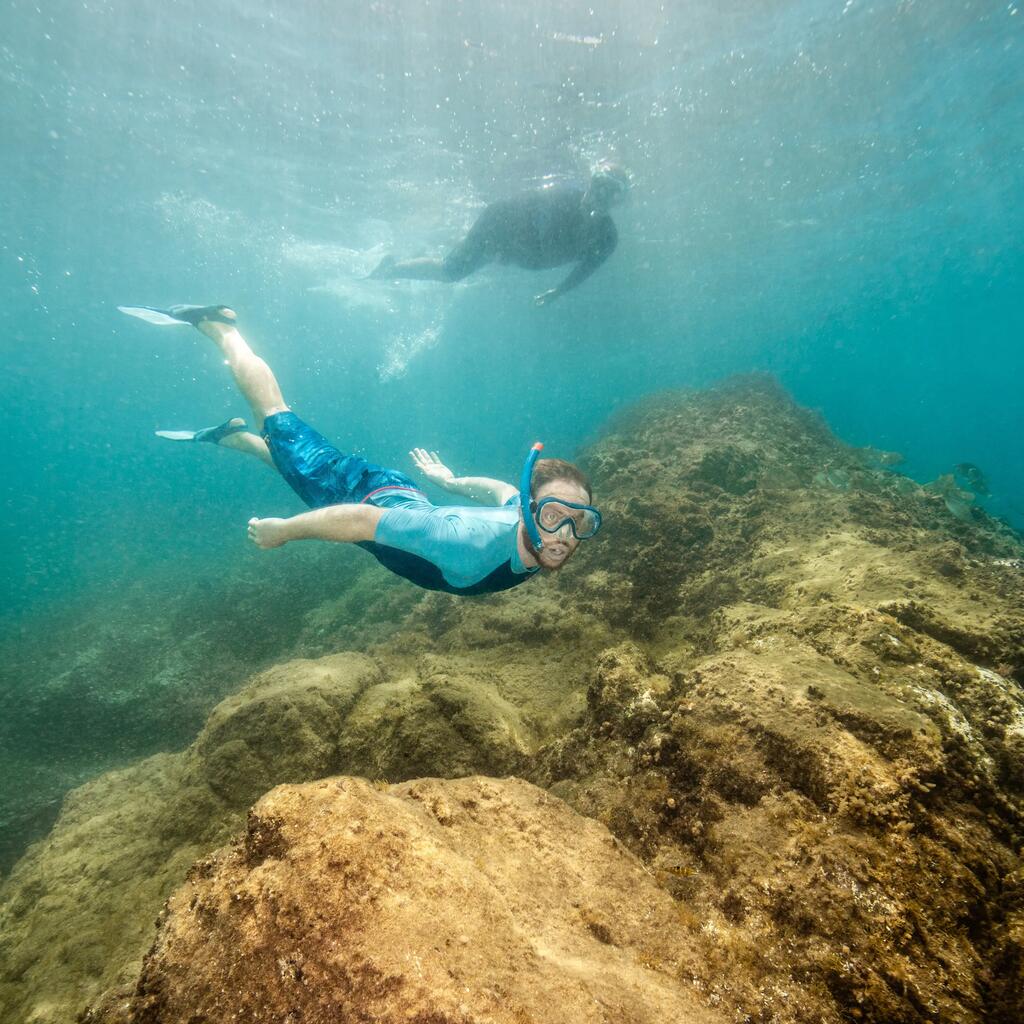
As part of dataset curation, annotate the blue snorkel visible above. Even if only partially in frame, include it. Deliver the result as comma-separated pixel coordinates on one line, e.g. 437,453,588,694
519,441,545,551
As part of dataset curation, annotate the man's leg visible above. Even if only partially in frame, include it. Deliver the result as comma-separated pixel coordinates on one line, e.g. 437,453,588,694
156,413,274,466
190,313,416,512
196,320,289,427
370,205,497,282
376,239,491,282
373,255,452,282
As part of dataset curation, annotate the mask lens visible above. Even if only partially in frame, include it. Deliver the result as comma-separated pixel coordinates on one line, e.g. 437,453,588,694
537,501,568,530
535,500,601,539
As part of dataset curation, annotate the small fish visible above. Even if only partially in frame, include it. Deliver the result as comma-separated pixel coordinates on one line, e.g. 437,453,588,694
825,466,851,491
858,446,904,468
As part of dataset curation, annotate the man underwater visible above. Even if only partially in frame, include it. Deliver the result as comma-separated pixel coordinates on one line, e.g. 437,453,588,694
118,304,602,595
370,161,629,306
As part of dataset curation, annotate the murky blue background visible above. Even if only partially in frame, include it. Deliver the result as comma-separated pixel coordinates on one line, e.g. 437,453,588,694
3,0,1023,630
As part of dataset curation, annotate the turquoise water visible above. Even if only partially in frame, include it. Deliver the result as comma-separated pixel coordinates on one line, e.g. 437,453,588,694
3,0,1023,630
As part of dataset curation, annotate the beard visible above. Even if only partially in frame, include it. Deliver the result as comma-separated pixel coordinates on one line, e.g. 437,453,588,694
520,509,576,572
522,529,565,572
536,542,572,571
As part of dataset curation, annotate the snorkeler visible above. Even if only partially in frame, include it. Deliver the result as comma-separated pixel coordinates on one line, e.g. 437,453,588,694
117,304,602,595
369,161,629,305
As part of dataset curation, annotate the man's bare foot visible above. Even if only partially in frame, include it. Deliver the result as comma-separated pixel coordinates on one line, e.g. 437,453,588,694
192,417,247,444
248,516,289,549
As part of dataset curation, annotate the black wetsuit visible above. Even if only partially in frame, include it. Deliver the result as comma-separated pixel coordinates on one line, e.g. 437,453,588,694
443,183,617,290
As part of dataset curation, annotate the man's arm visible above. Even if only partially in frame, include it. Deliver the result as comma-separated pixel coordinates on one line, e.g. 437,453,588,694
443,475,518,505
410,448,518,505
535,218,618,306
247,503,383,549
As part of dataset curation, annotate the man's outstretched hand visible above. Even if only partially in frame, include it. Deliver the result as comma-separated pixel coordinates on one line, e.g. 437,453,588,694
533,288,559,307
410,448,455,486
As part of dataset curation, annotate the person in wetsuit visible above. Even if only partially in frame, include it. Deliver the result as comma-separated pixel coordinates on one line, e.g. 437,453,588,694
370,162,630,306
117,304,602,595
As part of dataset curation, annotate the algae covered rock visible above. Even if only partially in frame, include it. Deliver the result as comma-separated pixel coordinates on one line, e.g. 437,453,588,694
187,653,378,807
586,641,671,739
536,618,1024,1021
0,653,381,1024
0,652,559,1023
88,777,723,1024
333,654,539,781
3,376,1024,1024
0,545,415,874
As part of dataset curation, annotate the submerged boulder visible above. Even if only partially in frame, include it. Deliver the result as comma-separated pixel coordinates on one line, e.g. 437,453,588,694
0,651,561,1024
88,777,722,1024
0,654,381,1024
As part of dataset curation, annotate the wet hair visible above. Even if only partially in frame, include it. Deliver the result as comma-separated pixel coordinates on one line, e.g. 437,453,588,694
531,458,593,503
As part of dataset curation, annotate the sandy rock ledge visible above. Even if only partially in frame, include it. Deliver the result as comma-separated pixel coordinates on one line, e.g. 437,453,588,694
87,776,722,1024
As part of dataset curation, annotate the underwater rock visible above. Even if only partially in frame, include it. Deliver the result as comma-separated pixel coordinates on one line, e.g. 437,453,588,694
0,653,556,1023
0,654,380,1023
3,376,1024,1024
536,627,1024,1021
856,445,905,469
333,654,539,781
85,777,722,1024
0,545,418,873
586,642,671,740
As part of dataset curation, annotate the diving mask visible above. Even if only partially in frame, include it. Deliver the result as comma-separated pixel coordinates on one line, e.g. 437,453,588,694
534,497,602,540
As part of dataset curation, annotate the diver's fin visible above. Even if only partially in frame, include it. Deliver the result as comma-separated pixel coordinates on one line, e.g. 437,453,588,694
155,430,201,441
119,304,237,327
119,306,193,326
366,255,397,280
155,418,248,445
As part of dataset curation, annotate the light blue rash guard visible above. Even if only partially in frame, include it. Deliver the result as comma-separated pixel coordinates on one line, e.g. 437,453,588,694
363,493,540,595
259,410,538,597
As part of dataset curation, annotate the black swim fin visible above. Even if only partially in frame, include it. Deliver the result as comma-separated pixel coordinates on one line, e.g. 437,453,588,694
119,304,237,327
366,256,397,280
156,418,248,444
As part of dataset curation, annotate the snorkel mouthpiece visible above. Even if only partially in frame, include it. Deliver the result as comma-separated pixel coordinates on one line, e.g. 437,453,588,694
520,442,545,551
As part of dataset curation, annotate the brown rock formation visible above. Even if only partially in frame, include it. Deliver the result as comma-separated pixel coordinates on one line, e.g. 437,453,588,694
1,377,1022,1024
0,649,560,1023
88,776,722,1024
